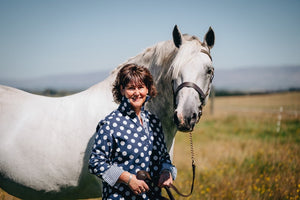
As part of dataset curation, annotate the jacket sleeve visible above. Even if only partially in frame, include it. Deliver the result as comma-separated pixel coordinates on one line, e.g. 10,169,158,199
88,120,124,186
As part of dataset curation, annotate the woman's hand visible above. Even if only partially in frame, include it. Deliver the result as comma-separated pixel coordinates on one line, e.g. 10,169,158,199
118,172,149,195
128,174,149,195
158,170,173,188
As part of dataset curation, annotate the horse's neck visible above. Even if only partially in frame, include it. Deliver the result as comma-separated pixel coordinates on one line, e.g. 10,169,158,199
130,40,178,149
121,40,176,110
92,40,178,150
113,40,176,80
111,40,177,107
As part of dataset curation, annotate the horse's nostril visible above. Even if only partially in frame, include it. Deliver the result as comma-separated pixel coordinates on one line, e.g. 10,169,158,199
189,113,198,126
192,113,197,120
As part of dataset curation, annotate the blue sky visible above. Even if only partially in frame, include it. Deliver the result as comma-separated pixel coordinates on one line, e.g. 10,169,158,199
1,0,300,79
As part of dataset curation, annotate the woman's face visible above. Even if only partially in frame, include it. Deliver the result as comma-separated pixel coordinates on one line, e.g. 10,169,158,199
121,81,148,113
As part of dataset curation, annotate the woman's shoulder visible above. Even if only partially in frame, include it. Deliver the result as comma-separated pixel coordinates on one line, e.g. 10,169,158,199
98,110,119,126
145,110,161,125
95,110,121,133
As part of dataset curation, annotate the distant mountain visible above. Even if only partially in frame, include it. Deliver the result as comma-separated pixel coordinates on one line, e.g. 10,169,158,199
0,66,299,92
0,70,111,91
213,66,300,91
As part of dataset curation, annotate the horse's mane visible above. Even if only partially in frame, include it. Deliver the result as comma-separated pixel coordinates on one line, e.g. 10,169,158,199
111,34,202,82
111,40,175,70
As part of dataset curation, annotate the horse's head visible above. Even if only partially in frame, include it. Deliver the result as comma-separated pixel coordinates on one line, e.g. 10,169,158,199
171,25,215,132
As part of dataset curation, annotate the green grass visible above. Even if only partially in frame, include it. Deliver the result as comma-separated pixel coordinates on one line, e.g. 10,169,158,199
1,92,300,200
171,101,300,200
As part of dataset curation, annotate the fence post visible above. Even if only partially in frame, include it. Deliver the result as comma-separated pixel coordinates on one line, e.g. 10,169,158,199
276,106,283,133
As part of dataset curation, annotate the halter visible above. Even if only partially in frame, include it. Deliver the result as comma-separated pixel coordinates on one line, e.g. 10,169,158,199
160,49,213,199
173,49,214,108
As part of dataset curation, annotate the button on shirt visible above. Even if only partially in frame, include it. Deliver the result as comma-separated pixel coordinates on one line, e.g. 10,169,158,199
89,97,177,200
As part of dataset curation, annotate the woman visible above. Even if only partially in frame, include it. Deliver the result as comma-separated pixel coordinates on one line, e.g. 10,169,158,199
89,64,177,200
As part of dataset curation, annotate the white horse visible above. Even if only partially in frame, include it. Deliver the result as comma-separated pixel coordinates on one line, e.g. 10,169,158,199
0,25,215,199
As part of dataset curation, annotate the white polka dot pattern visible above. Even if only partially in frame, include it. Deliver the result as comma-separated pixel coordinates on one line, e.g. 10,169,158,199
89,97,175,200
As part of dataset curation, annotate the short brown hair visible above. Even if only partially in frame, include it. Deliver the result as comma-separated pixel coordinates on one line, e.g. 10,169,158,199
112,63,157,104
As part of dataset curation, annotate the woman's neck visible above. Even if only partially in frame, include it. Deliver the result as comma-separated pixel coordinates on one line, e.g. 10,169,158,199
134,109,143,125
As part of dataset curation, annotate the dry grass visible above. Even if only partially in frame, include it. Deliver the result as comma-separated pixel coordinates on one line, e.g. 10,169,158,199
170,92,300,200
1,92,300,200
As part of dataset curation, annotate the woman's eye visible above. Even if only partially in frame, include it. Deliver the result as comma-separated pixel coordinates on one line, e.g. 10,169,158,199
127,87,135,90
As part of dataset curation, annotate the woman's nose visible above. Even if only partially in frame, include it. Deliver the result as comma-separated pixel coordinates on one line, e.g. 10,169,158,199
133,88,139,95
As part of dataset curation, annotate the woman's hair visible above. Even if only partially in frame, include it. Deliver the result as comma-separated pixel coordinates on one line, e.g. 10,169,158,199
112,63,157,104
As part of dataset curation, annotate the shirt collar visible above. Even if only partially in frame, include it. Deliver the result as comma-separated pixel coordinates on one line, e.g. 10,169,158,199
118,96,150,118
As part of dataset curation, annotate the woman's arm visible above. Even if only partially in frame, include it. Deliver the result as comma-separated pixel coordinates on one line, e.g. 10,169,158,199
88,120,124,186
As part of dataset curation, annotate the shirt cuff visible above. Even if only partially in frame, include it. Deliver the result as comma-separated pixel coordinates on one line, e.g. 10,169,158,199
102,164,124,186
161,163,177,180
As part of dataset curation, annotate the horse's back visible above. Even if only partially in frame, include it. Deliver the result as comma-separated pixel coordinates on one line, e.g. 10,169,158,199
0,85,66,138
0,82,115,198
0,85,39,137
0,85,101,192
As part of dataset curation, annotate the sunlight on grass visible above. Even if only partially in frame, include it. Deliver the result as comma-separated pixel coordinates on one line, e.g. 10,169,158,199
1,92,299,200
171,92,300,200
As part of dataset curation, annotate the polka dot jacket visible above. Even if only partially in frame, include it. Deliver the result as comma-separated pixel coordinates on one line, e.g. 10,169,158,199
89,97,177,200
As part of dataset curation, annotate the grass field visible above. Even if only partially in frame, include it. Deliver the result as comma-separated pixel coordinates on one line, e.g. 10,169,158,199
170,92,300,200
1,92,300,200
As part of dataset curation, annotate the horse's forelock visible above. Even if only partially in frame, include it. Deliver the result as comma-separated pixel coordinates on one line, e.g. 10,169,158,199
170,39,204,80
183,34,202,44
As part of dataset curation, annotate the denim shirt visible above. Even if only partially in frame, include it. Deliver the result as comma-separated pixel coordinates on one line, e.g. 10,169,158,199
89,97,177,200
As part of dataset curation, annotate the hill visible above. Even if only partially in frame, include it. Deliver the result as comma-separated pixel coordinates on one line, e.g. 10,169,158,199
0,66,299,92
214,66,300,91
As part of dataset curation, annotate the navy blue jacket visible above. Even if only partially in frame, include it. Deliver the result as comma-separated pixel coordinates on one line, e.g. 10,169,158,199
89,97,176,200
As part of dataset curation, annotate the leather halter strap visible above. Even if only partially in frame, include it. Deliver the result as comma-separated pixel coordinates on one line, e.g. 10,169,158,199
174,82,206,104
173,49,213,108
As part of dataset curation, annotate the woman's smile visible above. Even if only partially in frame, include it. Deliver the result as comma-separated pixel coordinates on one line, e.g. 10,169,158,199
121,81,148,114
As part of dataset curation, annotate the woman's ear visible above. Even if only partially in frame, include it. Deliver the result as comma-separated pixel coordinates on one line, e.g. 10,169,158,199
120,85,125,96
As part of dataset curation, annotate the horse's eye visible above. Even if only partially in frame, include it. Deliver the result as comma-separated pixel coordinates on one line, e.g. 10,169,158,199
207,69,213,75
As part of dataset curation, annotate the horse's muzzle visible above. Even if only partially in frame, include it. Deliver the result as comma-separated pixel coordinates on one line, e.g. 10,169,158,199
173,108,202,132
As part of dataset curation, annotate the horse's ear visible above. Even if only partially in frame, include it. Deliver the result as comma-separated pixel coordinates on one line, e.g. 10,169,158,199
173,25,182,48
204,27,215,49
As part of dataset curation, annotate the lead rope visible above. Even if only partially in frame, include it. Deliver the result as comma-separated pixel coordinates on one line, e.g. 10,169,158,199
189,131,195,165
137,132,196,200
189,131,196,195
162,131,195,200
179,131,196,195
